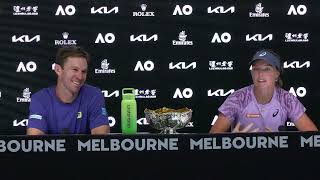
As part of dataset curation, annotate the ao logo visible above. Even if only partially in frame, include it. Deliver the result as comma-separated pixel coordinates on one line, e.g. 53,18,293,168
55,5,76,16
289,87,306,97
287,5,307,15
134,61,154,71
211,32,231,43
16,61,37,72
108,116,116,127
173,88,193,98
95,33,115,43
173,5,192,15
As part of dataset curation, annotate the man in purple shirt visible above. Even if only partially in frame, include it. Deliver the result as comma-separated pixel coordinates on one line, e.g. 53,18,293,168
27,46,110,135
210,49,318,133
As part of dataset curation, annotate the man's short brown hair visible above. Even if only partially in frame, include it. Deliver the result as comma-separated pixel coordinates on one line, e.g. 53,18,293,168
55,46,90,68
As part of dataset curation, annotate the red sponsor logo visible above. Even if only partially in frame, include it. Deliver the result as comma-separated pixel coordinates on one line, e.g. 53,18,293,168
246,113,261,118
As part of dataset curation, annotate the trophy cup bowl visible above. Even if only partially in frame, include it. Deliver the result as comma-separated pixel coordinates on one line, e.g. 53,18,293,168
144,107,193,134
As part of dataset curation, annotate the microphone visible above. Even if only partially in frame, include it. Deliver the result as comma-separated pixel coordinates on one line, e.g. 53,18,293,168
61,128,70,134
278,125,287,132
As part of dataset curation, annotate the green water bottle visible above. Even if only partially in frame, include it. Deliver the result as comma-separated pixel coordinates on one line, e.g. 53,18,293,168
121,88,137,134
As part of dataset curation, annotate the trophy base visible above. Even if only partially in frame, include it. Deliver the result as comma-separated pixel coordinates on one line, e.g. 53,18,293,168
160,128,179,134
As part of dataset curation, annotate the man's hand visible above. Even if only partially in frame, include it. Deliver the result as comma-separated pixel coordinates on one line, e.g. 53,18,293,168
27,128,45,135
91,125,110,135
232,122,259,133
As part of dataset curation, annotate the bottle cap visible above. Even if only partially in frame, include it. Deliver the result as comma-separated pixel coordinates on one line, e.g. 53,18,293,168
122,88,135,100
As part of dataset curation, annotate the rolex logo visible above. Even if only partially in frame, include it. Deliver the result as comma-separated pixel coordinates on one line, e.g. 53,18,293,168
141,4,147,11
62,32,69,39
